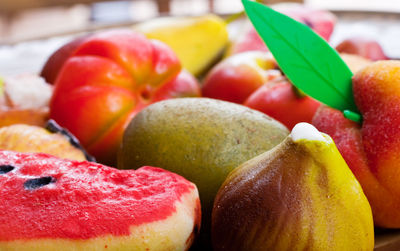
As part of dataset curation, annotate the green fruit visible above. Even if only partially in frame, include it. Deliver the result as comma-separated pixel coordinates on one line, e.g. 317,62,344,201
119,98,288,213
212,123,374,251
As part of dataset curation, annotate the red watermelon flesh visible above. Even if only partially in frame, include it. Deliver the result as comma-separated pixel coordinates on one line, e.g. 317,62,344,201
0,150,200,244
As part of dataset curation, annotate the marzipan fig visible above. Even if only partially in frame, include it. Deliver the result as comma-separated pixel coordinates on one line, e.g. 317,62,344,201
212,122,374,251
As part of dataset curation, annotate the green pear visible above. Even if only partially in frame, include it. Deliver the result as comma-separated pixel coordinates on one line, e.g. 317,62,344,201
212,122,374,251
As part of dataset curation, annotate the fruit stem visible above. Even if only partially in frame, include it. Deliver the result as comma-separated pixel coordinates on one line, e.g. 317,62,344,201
0,78,3,95
225,0,264,24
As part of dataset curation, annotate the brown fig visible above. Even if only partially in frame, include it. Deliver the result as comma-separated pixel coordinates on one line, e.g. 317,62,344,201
212,123,374,251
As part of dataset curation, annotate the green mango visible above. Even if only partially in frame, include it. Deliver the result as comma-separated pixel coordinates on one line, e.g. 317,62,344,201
118,98,288,246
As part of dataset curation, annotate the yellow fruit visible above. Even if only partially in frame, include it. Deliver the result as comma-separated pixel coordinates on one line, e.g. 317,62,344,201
212,123,374,251
134,14,228,76
0,77,3,94
0,122,93,161
340,53,372,73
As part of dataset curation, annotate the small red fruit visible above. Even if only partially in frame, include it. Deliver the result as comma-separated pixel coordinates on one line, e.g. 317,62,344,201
244,80,320,130
202,51,320,129
45,30,201,165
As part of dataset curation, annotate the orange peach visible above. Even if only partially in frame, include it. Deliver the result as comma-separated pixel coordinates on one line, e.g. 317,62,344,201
313,61,400,227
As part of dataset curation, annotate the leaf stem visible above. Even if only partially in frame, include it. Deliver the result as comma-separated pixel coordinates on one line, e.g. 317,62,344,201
343,110,362,124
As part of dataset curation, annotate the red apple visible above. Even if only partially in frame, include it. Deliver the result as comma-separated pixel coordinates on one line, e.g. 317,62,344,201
202,51,320,129
336,37,388,61
202,51,279,103
227,5,336,56
244,80,320,130
45,30,201,165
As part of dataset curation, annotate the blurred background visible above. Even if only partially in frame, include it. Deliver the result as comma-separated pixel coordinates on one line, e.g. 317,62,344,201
0,0,399,75
1,0,399,43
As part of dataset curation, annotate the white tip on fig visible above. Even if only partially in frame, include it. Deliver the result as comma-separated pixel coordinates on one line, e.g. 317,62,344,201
290,122,328,143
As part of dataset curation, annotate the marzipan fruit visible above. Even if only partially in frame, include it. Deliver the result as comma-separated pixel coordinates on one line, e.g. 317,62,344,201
119,98,288,212
119,97,287,248
134,14,228,76
0,120,94,161
212,123,374,251
0,151,200,251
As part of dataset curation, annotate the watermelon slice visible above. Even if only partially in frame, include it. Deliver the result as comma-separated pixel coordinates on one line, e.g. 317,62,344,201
0,151,200,251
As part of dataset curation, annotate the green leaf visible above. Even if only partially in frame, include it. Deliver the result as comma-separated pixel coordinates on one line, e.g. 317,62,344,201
242,0,359,115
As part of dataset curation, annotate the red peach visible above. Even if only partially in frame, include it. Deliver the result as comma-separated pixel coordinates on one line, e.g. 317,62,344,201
202,51,279,104
46,30,201,165
202,51,320,129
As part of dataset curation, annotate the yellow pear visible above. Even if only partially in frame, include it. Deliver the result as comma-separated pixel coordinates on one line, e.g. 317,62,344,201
134,14,228,76
212,122,374,251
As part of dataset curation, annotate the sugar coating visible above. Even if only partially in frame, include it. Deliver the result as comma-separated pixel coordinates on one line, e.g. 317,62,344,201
291,122,328,142
0,151,197,241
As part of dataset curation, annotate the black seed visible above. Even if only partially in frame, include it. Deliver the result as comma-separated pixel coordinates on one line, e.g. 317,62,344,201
45,119,96,162
0,165,14,174
24,176,55,190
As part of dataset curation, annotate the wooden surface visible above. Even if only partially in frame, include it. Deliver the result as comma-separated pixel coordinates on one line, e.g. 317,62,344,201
375,229,400,251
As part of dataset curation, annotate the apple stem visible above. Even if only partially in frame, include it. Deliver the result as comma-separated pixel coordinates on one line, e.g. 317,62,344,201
225,11,245,24
225,0,264,24
343,110,362,124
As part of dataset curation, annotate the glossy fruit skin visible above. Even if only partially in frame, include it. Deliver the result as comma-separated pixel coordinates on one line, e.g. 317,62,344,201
244,80,320,129
47,30,200,165
202,51,320,129
312,61,400,227
212,127,374,251
202,52,279,103
41,35,90,85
